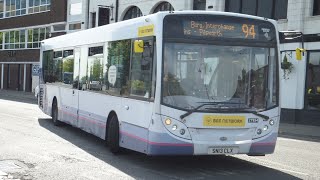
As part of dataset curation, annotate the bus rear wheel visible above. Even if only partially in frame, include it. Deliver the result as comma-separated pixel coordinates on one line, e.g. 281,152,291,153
107,116,120,154
52,99,62,126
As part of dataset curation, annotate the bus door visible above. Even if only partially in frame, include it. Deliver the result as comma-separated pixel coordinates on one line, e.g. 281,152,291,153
56,49,78,126
60,48,80,126
119,38,156,152
72,47,81,125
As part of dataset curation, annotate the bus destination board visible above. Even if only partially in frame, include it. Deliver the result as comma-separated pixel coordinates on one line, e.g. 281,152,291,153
164,15,276,42
183,21,257,39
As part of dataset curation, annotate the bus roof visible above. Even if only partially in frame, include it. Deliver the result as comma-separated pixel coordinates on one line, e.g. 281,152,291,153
41,11,277,51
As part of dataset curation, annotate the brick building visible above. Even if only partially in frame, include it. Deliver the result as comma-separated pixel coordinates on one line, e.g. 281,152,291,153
0,0,67,92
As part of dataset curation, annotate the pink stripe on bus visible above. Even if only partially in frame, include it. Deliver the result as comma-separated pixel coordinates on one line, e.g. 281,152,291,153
120,130,193,147
251,142,276,146
59,109,106,128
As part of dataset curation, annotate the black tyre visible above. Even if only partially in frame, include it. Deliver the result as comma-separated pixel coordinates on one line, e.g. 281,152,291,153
52,99,62,126
107,116,120,153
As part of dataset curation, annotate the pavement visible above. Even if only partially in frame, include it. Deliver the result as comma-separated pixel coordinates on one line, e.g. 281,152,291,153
0,89,37,104
0,89,320,141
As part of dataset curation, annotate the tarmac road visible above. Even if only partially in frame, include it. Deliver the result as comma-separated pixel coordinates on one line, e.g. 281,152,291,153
0,98,319,180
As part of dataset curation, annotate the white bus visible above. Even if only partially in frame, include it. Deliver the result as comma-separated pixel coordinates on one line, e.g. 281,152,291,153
38,11,280,156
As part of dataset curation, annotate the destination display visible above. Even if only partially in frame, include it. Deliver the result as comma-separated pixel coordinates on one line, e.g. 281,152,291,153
163,15,276,42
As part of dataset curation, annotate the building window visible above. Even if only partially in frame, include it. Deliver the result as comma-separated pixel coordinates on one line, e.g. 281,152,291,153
314,0,320,16
0,0,4,18
91,12,96,28
306,51,320,110
5,0,27,18
98,7,110,26
28,0,50,14
193,0,206,10
69,2,82,15
0,0,50,19
52,24,66,32
225,0,288,20
0,31,3,49
123,6,142,20
4,30,25,49
27,27,50,48
69,23,81,30
153,2,174,13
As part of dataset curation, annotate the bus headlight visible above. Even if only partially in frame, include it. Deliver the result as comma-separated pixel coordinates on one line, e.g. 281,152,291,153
162,116,191,140
165,118,172,125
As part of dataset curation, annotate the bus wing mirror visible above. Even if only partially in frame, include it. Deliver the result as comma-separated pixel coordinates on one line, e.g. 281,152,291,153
296,48,306,61
134,40,144,53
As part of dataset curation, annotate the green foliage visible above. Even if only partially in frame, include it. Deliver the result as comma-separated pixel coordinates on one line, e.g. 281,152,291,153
0,32,2,43
90,59,103,81
131,80,145,90
107,40,131,89
281,55,293,80
63,58,74,73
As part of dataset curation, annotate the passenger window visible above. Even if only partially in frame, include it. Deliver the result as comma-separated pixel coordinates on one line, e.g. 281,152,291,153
42,50,54,83
130,38,154,98
87,46,104,91
62,50,74,86
53,51,63,83
106,40,131,96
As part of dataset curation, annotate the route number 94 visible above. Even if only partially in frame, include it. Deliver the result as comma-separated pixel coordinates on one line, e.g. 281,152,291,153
242,24,256,39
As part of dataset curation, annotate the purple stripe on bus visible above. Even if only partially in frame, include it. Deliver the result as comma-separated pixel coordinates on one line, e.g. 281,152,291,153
59,109,106,128
249,133,277,154
120,130,193,147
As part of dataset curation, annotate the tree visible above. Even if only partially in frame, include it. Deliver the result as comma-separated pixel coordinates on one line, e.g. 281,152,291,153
63,58,74,73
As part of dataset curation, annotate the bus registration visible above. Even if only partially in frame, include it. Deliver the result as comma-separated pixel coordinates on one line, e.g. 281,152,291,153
208,147,239,155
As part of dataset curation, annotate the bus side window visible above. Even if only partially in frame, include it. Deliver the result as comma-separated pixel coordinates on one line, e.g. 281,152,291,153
87,46,104,92
42,50,54,83
106,40,131,96
130,38,154,98
62,50,74,87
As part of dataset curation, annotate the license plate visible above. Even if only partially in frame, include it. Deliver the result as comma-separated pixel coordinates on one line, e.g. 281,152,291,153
203,115,245,127
208,147,239,154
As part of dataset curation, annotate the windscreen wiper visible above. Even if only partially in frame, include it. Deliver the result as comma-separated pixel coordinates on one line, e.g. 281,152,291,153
180,103,218,120
180,102,270,121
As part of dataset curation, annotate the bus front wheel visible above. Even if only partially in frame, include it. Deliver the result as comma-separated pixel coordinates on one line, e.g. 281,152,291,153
52,99,62,126
107,116,120,154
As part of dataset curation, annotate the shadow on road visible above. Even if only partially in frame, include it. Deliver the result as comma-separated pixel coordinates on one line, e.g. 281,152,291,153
0,91,37,105
38,118,301,180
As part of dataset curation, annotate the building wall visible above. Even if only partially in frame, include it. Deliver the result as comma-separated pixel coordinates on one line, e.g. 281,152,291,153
0,0,68,92
0,1,67,30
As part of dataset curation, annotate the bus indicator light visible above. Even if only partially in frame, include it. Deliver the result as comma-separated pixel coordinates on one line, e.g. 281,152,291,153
269,120,275,126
